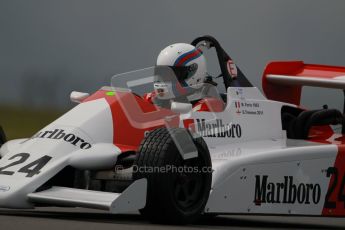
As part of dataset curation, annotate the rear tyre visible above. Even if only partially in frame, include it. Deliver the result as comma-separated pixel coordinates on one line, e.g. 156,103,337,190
133,128,212,224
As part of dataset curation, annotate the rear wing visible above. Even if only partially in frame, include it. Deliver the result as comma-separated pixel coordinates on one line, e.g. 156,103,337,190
262,61,345,105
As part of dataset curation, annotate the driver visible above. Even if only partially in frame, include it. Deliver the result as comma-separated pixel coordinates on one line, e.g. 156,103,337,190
145,43,223,112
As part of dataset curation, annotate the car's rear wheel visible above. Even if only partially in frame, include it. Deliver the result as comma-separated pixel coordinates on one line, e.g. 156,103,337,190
133,128,212,224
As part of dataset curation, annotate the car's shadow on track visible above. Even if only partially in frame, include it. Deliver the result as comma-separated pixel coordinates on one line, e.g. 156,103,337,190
0,209,342,229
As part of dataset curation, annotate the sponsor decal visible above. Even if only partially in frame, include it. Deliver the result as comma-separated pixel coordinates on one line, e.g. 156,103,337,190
227,60,238,78
235,88,245,100
235,88,243,95
254,175,321,205
213,148,242,160
236,101,263,116
196,119,242,138
31,129,92,149
183,119,196,132
235,101,241,115
0,185,10,192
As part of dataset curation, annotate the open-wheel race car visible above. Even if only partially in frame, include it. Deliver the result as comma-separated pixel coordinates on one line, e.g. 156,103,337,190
1,35,345,224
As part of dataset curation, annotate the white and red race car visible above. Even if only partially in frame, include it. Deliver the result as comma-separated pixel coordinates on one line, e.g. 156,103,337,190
1,36,345,224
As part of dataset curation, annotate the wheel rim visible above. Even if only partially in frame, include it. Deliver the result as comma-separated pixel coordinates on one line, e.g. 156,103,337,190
173,158,207,210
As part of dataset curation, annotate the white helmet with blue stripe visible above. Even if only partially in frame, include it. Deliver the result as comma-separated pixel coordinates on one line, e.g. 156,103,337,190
156,43,207,90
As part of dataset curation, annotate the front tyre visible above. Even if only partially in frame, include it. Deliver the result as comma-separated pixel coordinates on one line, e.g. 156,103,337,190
133,128,212,224
0,126,6,147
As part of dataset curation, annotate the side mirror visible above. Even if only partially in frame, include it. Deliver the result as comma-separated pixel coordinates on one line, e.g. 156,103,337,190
171,102,192,114
70,91,90,103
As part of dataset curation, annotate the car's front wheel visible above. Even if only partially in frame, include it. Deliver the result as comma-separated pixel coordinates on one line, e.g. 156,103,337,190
133,128,212,224
0,126,6,152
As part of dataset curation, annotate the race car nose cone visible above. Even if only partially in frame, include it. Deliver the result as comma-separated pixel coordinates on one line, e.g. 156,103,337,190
0,177,34,209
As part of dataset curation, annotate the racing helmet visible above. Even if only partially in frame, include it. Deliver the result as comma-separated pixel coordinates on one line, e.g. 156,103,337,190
154,43,207,99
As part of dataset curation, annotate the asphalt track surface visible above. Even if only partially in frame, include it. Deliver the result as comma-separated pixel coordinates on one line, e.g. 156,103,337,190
0,207,345,230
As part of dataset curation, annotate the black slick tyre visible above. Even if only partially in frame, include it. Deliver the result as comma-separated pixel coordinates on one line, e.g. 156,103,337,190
133,128,212,224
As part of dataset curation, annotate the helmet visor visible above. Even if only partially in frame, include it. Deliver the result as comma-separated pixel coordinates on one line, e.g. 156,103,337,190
154,65,196,99
154,65,197,85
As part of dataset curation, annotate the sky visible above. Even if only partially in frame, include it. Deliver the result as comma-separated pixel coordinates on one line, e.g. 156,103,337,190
1,0,345,109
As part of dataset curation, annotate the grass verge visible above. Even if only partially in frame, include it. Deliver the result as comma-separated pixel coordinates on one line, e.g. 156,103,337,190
0,106,66,140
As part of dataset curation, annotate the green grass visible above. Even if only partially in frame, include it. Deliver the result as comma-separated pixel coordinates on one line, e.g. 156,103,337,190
0,106,67,140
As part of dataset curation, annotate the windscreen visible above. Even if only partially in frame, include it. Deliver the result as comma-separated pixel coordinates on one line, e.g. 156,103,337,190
110,66,191,99
111,67,156,96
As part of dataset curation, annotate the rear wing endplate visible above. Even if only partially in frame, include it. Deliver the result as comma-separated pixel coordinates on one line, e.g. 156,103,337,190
262,61,345,105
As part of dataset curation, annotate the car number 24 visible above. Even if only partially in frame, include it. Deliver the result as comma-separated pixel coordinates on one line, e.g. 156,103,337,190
0,153,52,177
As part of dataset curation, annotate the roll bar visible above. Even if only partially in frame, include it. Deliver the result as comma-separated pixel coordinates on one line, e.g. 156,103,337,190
191,35,252,90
